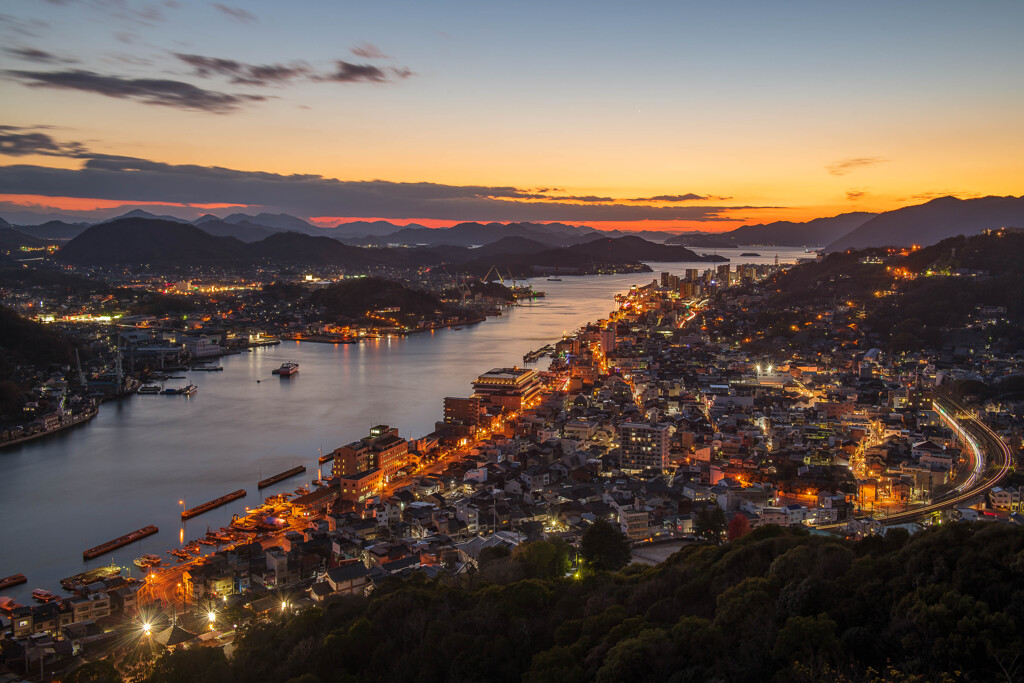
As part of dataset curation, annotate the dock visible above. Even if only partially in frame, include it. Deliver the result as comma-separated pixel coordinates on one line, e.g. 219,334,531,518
0,574,27,590
181,489,246,520
83,525,158,559
258,465,306,489
61,565,121,590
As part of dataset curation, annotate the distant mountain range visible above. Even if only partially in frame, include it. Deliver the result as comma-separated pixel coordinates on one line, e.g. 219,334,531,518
53,217,722,273
666,212,876,248
824,195,1024,252
4,194,1022,253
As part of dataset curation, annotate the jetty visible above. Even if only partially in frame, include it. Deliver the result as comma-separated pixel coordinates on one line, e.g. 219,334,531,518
258,465,306,489
61,565,121,590
181,489,246,520
83,525,158,559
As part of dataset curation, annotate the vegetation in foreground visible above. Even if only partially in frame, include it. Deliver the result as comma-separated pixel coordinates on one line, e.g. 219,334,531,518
78,522,1024,683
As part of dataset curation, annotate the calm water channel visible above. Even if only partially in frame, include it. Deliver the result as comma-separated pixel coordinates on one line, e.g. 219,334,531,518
0,249,808,601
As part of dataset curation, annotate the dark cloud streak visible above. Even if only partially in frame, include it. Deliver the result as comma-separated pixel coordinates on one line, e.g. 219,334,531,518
5,69,267,113
0,127,90,157
4,47,69,64
0,157,769,222
175,53,311,86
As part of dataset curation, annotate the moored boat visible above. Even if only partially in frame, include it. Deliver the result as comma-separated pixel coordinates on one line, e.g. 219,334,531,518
273,362,300,376
138,385,162,394
32,589,57,602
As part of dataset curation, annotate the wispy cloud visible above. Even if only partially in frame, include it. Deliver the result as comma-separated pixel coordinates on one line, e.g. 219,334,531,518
175,53,311,86
826,156,887,176
5,69,267,113
317,61,394,83
3,47,73,64
0,126,90,157
0,13,49,38
351,42,388,59
845,190,867,201
176,53,414,87
627,193,730,202
211,3,255,23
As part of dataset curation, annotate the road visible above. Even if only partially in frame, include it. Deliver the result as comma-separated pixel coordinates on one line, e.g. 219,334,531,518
819,394,1013,529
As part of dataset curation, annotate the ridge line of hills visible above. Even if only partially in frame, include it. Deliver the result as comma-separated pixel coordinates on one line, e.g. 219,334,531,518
3,194,1022,253
50,217,728,272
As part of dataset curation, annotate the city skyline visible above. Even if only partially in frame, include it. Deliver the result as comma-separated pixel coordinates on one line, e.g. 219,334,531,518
2,0,1023,230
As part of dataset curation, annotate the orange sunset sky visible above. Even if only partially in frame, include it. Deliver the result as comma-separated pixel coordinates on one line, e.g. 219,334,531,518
1,1,1022,231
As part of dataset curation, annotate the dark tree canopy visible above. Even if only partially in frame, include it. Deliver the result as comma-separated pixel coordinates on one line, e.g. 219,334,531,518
580,517,631,571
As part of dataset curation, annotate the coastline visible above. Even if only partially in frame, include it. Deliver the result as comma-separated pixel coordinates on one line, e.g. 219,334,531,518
0,404,99,451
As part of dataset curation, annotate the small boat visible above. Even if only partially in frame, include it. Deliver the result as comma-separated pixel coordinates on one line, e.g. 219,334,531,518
32,589,57,603
133,554,163,568
547,277,562,281
273,362,299,376
0,597,23,613
182,384,198,396
138,385,162,394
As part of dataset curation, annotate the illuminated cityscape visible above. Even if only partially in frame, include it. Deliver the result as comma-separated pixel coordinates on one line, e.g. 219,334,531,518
1,0,1023,680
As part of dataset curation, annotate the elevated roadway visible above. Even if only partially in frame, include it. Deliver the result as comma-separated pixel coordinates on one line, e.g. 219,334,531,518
819,394,1013,529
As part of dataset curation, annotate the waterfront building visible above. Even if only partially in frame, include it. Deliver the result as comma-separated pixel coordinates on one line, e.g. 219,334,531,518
332,425,409,482
472,367,542,411
183,335,222,358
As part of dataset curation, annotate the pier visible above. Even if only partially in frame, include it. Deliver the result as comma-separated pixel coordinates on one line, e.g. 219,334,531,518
258,465,307,489
181,489,247,520
523,343,555,364
83,525,158,559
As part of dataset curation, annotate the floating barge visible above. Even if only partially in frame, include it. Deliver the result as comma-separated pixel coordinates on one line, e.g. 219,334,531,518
0,574,27,590
181,489,246,520
259,465,306,489
83,525,158,560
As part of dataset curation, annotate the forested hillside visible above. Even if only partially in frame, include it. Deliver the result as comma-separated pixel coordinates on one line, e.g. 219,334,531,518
130,523,1024,683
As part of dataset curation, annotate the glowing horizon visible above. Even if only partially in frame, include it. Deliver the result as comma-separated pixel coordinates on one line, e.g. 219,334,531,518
1,1,1022,230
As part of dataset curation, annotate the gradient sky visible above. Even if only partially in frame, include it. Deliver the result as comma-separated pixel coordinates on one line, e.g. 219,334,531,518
1,0,1022,230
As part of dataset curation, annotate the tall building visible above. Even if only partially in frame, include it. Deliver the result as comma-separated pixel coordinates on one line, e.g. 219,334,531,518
619,422,671,473
472,367,542,411
332,425,409,481
599,325,616,354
